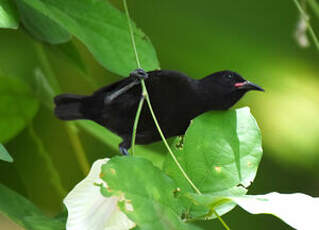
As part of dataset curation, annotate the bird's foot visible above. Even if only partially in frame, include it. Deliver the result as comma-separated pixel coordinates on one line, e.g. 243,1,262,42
130,68,148,80
119,140,131,156
119,146,129,156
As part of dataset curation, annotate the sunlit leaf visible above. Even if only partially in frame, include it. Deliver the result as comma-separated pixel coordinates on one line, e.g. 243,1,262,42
0,143,13,162
0,0,19,29
15,0,72,44
164,107,263,219
18,0,160,76
0,76,39,143
101,157,202,230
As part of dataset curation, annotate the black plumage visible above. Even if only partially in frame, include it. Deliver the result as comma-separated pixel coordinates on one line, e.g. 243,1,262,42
54,69,264,155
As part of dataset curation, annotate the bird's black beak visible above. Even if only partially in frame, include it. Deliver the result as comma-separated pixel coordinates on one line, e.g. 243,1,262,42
235,81,265,92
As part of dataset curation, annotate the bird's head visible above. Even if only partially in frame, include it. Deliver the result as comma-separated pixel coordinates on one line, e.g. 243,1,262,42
211,70,264,93
199,70,264,110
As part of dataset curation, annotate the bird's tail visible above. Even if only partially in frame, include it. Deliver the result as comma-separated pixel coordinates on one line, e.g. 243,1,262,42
54,94,88,120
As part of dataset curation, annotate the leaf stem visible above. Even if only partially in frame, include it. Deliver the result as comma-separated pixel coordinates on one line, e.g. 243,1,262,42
293,0,319,50
131,96,145,155
123,0,142,155
122,0,200,194
123,0,141,68
141,82,201,194
213,209,231,230
122,2,230,229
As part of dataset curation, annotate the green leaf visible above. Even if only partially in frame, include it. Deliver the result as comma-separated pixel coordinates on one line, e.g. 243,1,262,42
33,67,56,110
230,192,319,230
0,75,39,143
48,41,87,74
0,183,65,229
164,107,263,219
14,0,71,44
0,143,13,162
185,187,246,219
23,216,65,230
101,157,201,230
0,183,43,226
6,124,66,211
0,0,19,29
18,0,160,76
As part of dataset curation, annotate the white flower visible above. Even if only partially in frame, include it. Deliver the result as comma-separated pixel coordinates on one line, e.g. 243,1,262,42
64,158,135,230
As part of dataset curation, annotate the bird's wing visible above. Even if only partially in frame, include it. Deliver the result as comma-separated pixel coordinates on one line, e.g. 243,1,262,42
92,77,133,97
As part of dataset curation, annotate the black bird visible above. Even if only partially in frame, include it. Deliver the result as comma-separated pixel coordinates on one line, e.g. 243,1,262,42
54,69,264,155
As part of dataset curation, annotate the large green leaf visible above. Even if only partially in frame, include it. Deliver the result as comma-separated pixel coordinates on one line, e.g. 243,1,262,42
6,124,66,211
164,107,263,219
101,157,201,230
0,143,13,162
0,0,19,29
0,183,65,229
0,76,39,143
14,0,72,44
18,0,160,76
47,41,87,74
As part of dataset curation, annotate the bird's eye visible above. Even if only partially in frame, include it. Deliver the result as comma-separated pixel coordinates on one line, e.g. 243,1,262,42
225,74,233,79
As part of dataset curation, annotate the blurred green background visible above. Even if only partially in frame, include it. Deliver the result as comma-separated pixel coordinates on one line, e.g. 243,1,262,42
1,0,319,229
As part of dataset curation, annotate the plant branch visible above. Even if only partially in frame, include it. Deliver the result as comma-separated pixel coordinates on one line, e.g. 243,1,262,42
122,2,230,228
122,0,200,194
293,0,319,50
123,0,141,68
131,96,145,155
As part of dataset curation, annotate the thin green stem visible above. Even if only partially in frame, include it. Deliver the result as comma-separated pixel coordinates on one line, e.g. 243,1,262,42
131,96,145,155
123,0,142,155
213,210,230,230
293,0,319,50
122,0,200,194
123,0,141,68
122,1,230,228
141,81,201,194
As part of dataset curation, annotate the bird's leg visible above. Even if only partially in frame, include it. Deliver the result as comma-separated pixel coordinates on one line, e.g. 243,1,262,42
104,68,148,104
119,138,132,156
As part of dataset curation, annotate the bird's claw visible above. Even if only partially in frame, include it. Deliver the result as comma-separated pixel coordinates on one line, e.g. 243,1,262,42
119,146,129,156
119,140,131,156
130,68,148,80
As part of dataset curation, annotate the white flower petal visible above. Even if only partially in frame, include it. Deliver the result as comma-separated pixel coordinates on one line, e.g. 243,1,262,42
231,192,319,230
64,158,135,230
